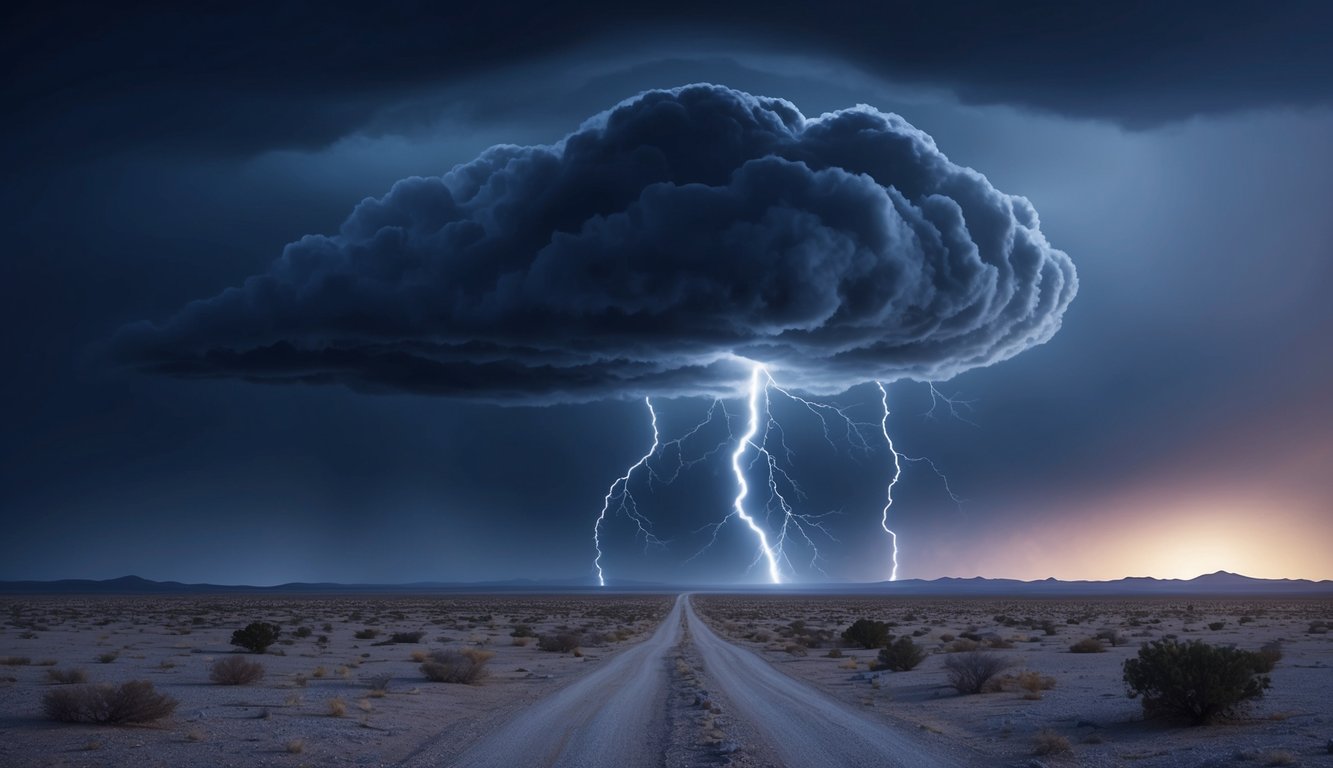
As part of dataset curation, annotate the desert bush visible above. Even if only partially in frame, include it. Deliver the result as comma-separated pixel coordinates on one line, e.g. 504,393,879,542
943,651,1010,694
1070,637,1106,653
353,628,378,640
841,619,891,649
96,652,118,664
1252,640,1283,673
365,672,392,693
1040,620,1059,636
1032,729,1072,755
1123,638,1271,724
874,637,927,672
293,626,312,638
1096,629,1126,647
945,638,980,653
509,624,537,638
537,633,582,653
209,656,264,685
825,647,843,658
388,631,426,644
230,622,281,654
1208,621,1226,631
43,681,177,723
420,649,491,684
1,656,31,666
46,668,89,684
785,644,808,657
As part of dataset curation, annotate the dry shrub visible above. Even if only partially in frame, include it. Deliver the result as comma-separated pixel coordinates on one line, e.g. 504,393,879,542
1016,670,1057,698
1252,641,1283,673
327,697,347,717
209,656,265,685
945,638,980,653
46,668,88,684
1069,637,1106,653
1,656,31,666
286,739,305,754
537,633,582,653
943,651,1011,695
421,649,491,684
1032,729,1072,755
43,681,177,723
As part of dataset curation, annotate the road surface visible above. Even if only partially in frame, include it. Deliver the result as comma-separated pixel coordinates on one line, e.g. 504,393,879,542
683,596,955,768
443,594,684,768
427,593,958,767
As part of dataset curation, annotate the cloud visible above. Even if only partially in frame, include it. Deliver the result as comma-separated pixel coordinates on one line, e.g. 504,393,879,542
113,84,1076,403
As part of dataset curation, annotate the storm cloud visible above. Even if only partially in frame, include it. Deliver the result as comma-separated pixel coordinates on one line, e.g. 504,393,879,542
113,84,1076,403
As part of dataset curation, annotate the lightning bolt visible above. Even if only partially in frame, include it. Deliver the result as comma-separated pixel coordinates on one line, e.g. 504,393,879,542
592,397,665,587
876,381,903,581
730,365,784,584
875,380,965,581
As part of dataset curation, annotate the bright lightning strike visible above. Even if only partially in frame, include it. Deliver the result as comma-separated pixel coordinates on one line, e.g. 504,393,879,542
875,380,965,581
592,397,665,587
730,365,784,584
876,381,903,581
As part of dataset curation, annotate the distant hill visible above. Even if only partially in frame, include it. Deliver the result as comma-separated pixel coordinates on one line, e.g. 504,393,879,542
0,571,1329,596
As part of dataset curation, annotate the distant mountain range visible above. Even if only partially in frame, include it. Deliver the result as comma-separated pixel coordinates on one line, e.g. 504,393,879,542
0,571,1329,596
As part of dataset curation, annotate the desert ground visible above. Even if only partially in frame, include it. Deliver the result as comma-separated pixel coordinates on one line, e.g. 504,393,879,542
693,595,1333,767
0,592,1329,767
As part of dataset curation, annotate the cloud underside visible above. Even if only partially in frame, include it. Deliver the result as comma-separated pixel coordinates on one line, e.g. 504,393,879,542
114,84,1077,403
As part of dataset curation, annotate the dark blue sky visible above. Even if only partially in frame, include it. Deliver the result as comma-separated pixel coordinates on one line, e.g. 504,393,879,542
3,1,1331,585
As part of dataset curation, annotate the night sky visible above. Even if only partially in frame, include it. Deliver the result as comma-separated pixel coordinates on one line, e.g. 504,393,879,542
4,1,1331,586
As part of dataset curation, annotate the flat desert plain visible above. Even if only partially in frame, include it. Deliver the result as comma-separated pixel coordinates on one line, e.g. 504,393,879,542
0,593,1330,767
692,595,1333,766
0,594,671,767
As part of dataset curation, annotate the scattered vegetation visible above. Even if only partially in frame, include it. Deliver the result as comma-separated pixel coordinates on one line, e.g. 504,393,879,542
230,622,282,654
43,680,177,724
387,630,426,644
943,651,1010,695
873,636,927,671
420,649,493,684
209,656,265,685
1032,729,1072,756
46,668,89,685
1069,637,1106,653
1123,639,1271,724
841,619,892,649
537,633,583,653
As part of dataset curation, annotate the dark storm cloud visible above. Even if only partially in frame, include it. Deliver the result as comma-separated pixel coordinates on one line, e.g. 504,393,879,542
6,1,1331,171
113,85,1076,403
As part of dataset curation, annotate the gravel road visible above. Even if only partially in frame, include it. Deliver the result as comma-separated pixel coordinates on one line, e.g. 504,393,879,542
440,594,684,768
684,596,957,767
437,594,958,767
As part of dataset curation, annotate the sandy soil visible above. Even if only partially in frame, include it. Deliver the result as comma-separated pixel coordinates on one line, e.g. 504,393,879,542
692,595,1333,767
0,594,672,767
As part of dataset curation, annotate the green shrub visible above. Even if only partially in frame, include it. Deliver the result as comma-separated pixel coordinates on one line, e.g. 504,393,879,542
874,637,927,671
841,619,891,649
230,622,281,654
1123,639,1270,724
43,681,177,723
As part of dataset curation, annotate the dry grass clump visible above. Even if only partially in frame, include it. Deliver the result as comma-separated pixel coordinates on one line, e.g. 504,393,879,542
46,668,89,684
286,739,305,754
43,680,177,723
420,649,492,684
1,656,32,666
1069,637,1106,653
387,630,426,644
209,656,265,685
327,697,347,717
1032,729,1072,755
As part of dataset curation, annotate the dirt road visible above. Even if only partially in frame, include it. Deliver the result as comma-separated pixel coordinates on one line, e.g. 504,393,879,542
434,594,684,768
683,596,956,768
433,594,956,767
